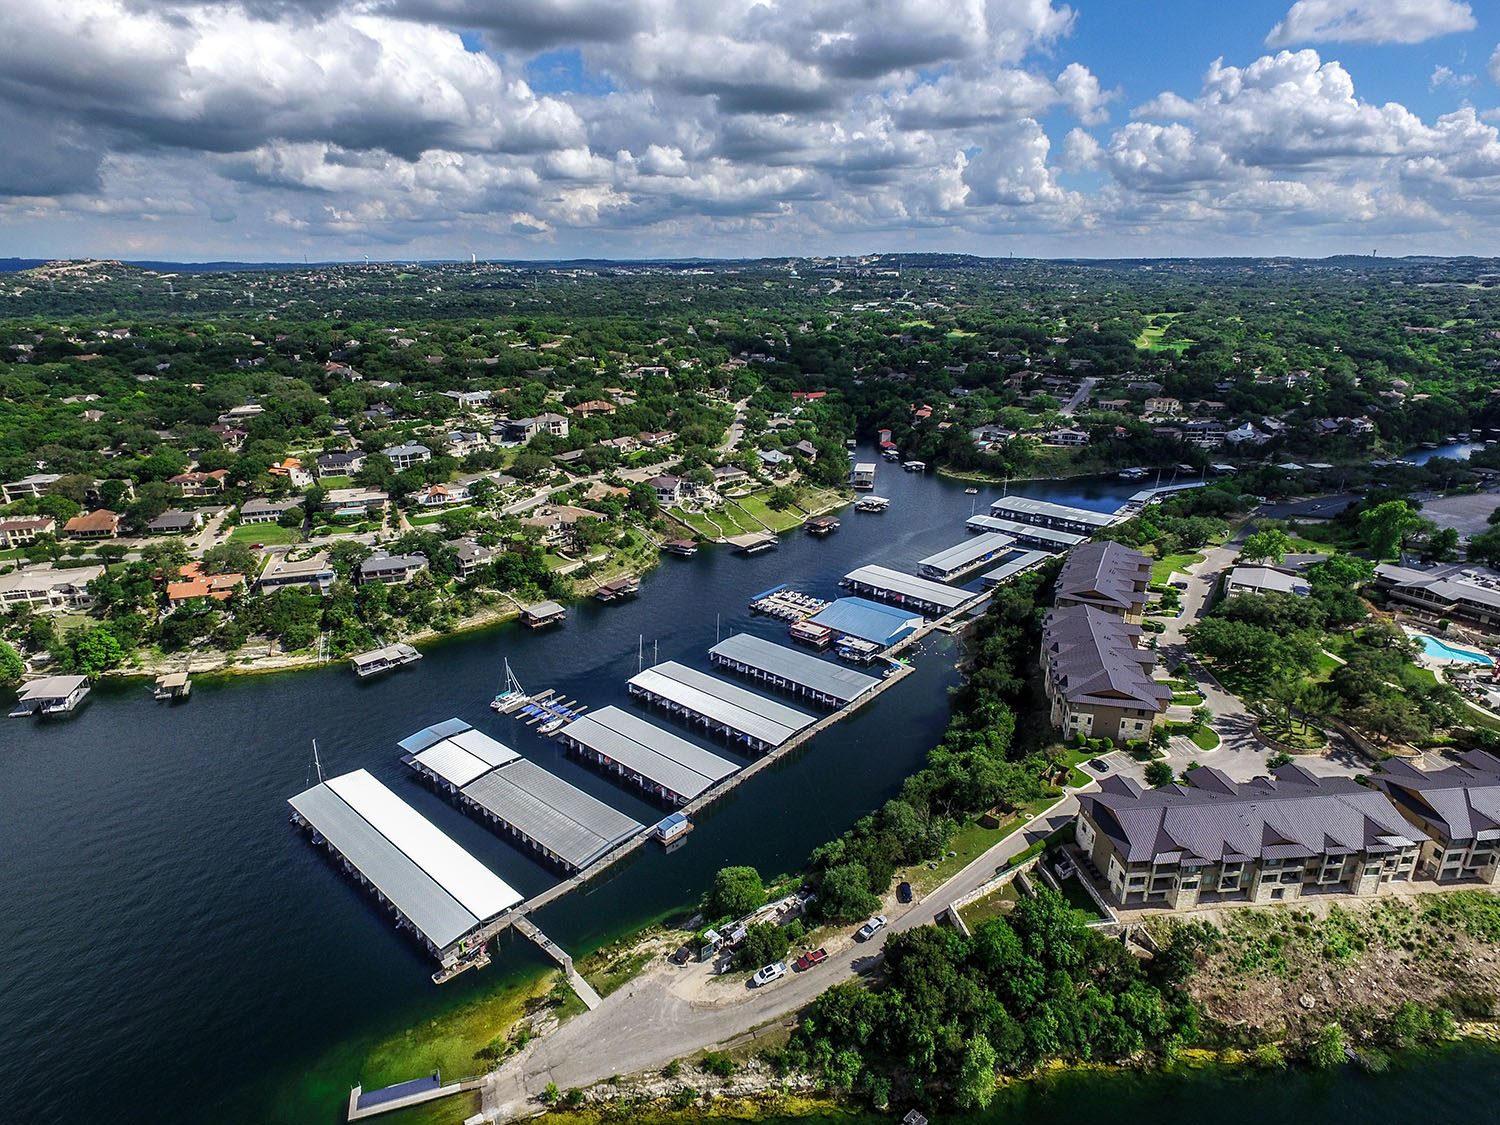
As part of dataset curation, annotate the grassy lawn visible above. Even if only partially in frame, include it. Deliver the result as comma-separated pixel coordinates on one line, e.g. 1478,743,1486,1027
578,945,657,999
1172,691,1206,706
1055,875,1107,922
1135,314,1193,354
668,508,723,538
1151,551,1205,583
945,329,976,338
1190,725,1221,751
734,494,806,533
317,475,353,489
907,797,1065,895
1310,650,1342,679
228,523,303,546
959,881,1020,928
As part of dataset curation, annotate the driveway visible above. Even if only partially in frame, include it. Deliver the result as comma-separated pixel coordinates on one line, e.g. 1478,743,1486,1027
480,795,1082,1121
1059,376,1098,419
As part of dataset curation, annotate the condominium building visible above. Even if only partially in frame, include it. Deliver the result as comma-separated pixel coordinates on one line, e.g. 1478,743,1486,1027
1039,604,1171,741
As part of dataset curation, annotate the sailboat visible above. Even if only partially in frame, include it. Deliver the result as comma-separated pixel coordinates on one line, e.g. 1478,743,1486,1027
490,659,532,713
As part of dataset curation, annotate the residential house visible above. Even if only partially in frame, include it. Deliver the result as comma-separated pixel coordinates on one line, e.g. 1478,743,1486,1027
316,450,366,477
1143,396,1181,416
501,413,569,442
712,465,749,487
383,443,432,471
415,482,469,507
758,449,793,474
64,510,120,539
239,498,303,525
444,431,488,457
1225,422,1272,446
0,516,56,548
1039,604,1171,742
357,552,429,586
1075,765,1423,909
148,509,202,535
1183,419,1228,448
599,435,639,454
638,430,674,447
648,474,684,507
569,400,616,416
792,440,818,461
1054,541,1152,622
170,470,228,496
1375,751,1500,885
0,563,104,611
2,473,62,502
165,563,243,609
268,457,313,487
452,539,496,579
1044,428,1090,446
441,389,492,408
256,551,336,594
322,487,389,514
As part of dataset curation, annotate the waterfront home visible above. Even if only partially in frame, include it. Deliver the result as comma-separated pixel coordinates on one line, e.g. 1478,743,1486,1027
0,563,104,611
1054,541,1152,623
0,515,57,547
648,474,685,507
315,450,366,477
256,551,335,594
166,563,243,608
1374,750,1500,885
357,552,429,586
148,509,202,535
1039,604,1170,742
452,539,495,579
383,443,432,471
1076,765,1422,909
64,509,120,539
1,472,62,503
169,470,227,496
758,449,793,474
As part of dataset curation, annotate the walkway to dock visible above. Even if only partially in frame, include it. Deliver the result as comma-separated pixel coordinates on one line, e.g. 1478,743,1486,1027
512,916,602,1010
347,1074,483,1120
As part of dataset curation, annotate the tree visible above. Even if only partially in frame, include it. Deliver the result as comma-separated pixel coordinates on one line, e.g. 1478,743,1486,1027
815,861,882,921
1190,705,1212,731
1468,525,1500,568
71,627,124,676
1422,526,1460,564
1239,528,1291,564
1307,1022,1345,1068
954,1033,998,1109
202,541,256,576
1358,500,1431,561
707,865,764,919
0,640,24,687
735,922,791,969
1144,760,1176,788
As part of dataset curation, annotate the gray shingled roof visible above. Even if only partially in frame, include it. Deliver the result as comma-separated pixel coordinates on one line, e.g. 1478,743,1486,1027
1080,764,1424,864
1054,540,1152,614
1042,604,1170,711
1375,750,1500,844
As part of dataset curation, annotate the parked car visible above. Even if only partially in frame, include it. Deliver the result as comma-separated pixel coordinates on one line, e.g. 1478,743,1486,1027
855,915,888,941
897,881,913,904
793,948,827,971
752,961,787,987
1086,758,1111,773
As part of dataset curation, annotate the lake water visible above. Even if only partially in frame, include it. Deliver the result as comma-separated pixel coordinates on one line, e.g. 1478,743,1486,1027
0,460,1146,1124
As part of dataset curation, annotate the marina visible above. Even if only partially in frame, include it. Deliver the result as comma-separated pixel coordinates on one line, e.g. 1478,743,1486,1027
788,619,834,647
709,632,882,708
989,494,1117,534
749,583,830,620
8,674,90,717
916,531,1017,581
806,596,924,648
399,718,521,791
965,513,1086,550
490,660,532,713
556,705,740,805
980,548,1054,587
287,768,523,968
841,563,973,615
350,643,423,679
626,660,816,753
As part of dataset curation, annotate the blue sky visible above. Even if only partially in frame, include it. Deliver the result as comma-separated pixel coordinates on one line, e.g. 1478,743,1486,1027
1,1,1499,261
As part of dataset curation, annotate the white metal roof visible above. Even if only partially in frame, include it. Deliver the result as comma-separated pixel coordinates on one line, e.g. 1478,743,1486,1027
17,674,89,700
709,633,879,704
965,514,1085,547
917,532,1015,577
629,661,814,747
564,706,737,799
323,769,521,921
843,564,969,609
461,759,643,870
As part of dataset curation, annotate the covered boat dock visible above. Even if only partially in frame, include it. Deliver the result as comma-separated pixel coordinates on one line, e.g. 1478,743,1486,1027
987,495,1115,534
965,513,1085,550
916,532,1016,581
708,633,880,708
400,718,521,791
806,597,923,647
979,548,1053,587
287,768,522,966
842,564,971,615
8,674,90,717
627,660,815,752
556,705,739,805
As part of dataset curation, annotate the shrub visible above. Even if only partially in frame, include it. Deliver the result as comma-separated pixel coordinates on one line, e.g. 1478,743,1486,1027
1306,1023,1345,1068
701,1052,735,1077
541,1081,559,1105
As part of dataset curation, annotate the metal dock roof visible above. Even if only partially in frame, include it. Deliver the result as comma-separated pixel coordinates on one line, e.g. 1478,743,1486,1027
807,597,924,646
628,661,814,747
980,548,1052,586
398,717,472,754
461,759,644,871
965,514,1085,548
987,495,1115,528
289,769,521,951
709,633,880,706
843,564,970,610
562,706,738,800
324,769,522,921
916,532,1016,579
401,719,522,789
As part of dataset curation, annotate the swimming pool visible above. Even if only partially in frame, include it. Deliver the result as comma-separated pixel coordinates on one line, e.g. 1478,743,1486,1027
1414,633,1496,664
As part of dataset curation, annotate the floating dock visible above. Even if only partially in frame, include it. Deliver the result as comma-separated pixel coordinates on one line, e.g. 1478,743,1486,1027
8,674,89,717
288,768,522,967
965,513,1085,550
842,564,972,615
350,643,422,678
400,718,521,791
789,620,834,647
627,660,816,753
854,495,890,512
556,705,739,805
731,532,779,554
461,760,644,872
979,548,1053,587
709,632,881,708
806,597,924,647
750,584,829,620
988,495,1115,534
916,532,1016,581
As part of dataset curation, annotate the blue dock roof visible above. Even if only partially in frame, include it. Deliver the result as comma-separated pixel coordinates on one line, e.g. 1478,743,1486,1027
808,596,923,646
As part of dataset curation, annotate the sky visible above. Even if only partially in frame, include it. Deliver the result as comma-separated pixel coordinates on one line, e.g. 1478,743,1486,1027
2,0,1500,262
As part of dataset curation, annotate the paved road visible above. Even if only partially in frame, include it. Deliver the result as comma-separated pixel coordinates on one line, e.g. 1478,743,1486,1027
1059,376,1098,418
480,795,1082,1121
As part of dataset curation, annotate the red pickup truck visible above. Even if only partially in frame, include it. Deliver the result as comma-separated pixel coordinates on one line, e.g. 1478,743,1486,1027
793,948,827,971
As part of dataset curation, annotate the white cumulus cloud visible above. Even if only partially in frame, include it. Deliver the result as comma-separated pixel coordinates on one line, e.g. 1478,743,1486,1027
1267,0,1475,47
